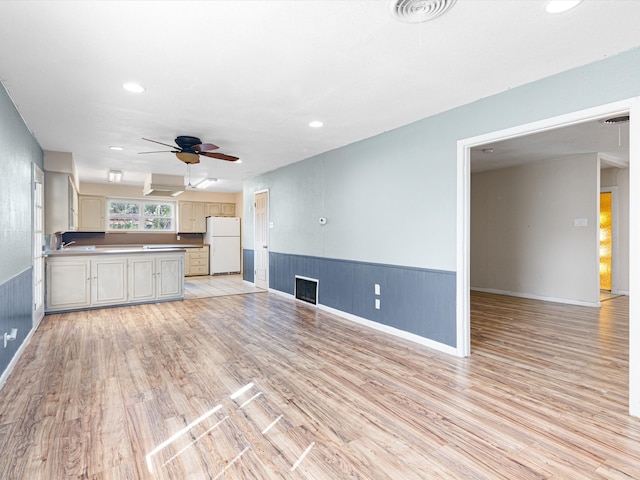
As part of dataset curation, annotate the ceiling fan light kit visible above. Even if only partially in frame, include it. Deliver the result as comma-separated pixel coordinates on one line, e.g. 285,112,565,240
389,0,457,23
140,135,239,164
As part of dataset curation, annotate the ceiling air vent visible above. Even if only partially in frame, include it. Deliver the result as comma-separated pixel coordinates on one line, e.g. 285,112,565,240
389,0,457,23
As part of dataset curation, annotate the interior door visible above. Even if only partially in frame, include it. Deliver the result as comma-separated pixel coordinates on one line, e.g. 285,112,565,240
254,190,269,290
33,165,45,326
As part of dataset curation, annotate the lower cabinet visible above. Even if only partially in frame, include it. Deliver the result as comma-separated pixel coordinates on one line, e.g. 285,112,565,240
185,245,209,276
129,255,185,301
46,253,184,312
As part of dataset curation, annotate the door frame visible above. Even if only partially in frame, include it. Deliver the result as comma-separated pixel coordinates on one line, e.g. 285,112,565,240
33,164,45,327
457,97,640,417
253,189,270,290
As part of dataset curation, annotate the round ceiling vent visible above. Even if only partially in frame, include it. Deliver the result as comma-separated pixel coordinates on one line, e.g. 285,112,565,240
389,0,457,23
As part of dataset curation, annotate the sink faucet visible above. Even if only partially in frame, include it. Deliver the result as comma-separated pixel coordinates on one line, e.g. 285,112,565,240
60,241,76,249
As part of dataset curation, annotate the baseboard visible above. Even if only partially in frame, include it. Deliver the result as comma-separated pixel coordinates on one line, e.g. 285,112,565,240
471,287,601,307
269,288,458,356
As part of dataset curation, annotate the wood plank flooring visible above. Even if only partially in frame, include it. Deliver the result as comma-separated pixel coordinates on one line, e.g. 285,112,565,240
0,291,638,479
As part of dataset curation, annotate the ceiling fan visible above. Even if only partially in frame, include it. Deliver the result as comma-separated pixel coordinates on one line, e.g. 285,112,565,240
139,135,239,164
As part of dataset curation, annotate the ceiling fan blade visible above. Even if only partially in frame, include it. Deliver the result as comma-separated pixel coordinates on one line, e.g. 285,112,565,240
193,143,219,152
200,152,240,162
142,138,178,149
138,150,176,154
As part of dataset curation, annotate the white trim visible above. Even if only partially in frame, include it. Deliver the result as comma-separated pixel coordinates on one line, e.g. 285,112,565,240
471,287,600,308
270,288,458,356
0,322,38,391
458,97,640,417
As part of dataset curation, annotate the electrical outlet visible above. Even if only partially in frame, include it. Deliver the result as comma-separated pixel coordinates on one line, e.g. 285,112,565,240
177,235,181,240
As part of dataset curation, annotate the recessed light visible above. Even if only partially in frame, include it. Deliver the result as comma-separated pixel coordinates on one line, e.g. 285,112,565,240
309,120,324,128
545,0,582,14
109,146,124,151
123,82,145,93
108,170,123,182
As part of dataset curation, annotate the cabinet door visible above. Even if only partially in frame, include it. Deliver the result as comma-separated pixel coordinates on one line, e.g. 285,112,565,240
46,259,91,311
79,196,106,231
221,203,236,217
91,258,127,306
179,201,194,232
193,202,207,232
129,256,156,302
207,202,222,217
156,255,184,299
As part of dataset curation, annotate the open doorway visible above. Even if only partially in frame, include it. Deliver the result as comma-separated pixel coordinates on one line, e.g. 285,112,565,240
457,98,639,417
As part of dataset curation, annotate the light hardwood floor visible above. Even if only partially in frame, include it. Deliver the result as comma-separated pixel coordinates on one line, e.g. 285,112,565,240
0,291,638,479
184,275,264,300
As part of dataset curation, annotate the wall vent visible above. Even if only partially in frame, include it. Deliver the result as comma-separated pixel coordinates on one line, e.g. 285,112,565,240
295,276,318,305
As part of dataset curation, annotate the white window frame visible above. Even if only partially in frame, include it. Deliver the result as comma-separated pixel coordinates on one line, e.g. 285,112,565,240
106,197,177,232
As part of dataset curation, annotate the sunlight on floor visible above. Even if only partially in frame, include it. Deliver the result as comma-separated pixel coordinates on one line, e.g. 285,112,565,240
184,274,264,299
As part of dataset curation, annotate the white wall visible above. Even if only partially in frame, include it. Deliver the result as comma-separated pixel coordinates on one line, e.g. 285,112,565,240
470,154,599,305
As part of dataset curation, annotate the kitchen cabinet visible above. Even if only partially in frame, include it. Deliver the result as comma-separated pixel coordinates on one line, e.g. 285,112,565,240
91,257,127,306
129,254,184,301
45,172,78,233
179,201,207,233
79,195,106,231
185,245,209,276
46,258,91,310
46,251,184,312
206,202,235,217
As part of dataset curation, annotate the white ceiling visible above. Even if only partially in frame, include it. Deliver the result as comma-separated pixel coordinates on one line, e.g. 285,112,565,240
1,1,639,192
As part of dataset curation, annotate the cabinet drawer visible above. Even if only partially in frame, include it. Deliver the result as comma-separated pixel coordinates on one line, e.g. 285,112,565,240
190,257,208,266
190,251,208,259
189,265,209,275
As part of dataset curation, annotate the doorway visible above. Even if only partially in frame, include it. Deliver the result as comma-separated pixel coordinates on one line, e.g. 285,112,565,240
599,190,613,292
33,165,44,327
254,190,269,290
457,98,639,417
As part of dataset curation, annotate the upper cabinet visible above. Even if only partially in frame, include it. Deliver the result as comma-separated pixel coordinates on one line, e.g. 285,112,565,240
179,201,236,233
45,172,78,234
207,202,235,217
178,201,207,233
78,195,106,231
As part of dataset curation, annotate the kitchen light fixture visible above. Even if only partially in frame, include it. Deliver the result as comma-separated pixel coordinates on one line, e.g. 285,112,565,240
108,170,123,182
545,0,582,14
309,120,324,128
122,82,145,93
109,146,124,151
195,178,218,189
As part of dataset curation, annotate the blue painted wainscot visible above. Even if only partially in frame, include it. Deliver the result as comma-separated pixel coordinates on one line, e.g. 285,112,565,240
0,268,32,375
243,249,456,348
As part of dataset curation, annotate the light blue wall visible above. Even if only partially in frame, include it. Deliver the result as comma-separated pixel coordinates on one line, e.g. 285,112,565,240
0,82,43,376
245,46,640,269
244,46,640,347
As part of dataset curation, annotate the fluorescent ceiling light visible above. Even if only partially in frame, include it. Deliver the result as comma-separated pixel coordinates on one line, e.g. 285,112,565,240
109,146,124,151
545,1,582,14
108,170,123,182
123,82,145,93
309,120,324,128
195,178,218,189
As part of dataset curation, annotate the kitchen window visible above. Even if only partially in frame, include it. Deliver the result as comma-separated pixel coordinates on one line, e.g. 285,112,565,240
107,198,175,231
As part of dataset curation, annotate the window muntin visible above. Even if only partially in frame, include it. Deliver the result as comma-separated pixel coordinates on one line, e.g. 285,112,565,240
107,198,175,231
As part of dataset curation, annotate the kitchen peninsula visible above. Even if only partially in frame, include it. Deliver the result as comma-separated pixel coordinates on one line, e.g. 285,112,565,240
45,245,185,312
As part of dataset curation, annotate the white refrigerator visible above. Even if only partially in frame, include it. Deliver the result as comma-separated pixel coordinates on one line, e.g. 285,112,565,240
204,217,241,274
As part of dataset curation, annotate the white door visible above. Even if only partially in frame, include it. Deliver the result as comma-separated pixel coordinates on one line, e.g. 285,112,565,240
254,190,269,290
33,165,45,325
